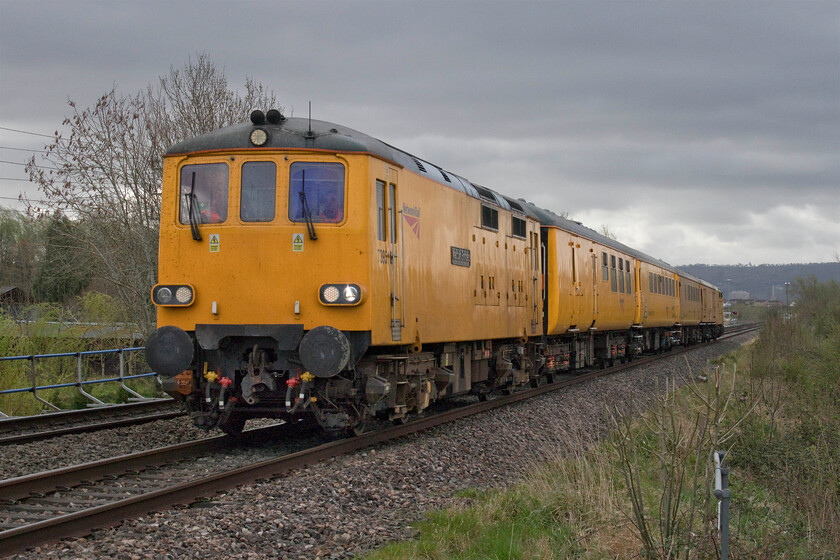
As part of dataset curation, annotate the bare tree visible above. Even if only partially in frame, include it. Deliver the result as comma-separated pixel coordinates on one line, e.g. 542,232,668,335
0,207,43,298
26,53,277,334
599,224,619,241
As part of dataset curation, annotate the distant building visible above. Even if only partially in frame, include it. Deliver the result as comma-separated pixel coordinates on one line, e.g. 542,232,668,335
729,290,750,301
0,285,29,317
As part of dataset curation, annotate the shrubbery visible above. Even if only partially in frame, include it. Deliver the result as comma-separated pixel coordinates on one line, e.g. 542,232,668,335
0,293,157,416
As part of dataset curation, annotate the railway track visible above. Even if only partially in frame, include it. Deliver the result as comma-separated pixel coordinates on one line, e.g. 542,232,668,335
1,324,756,448
0,399,182,446
0,327,758,556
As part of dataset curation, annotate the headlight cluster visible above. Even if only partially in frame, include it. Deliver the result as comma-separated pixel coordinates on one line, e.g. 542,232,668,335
319,284,364,306
152,284,195,306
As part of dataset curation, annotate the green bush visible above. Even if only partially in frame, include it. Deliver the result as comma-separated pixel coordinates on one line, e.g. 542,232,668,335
0,296,159,416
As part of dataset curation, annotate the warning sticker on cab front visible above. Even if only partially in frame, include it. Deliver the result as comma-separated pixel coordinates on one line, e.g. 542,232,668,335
292,233,304,252
209,234,220,253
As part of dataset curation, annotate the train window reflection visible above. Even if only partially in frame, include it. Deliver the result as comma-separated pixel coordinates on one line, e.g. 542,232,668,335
179,163,228,224
241,162,276,222
289,162,345,223
376,180,386,241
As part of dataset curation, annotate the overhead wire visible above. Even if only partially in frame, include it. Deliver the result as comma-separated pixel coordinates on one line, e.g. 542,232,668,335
0,146,49,154
0,160,60,170
0,126,55,139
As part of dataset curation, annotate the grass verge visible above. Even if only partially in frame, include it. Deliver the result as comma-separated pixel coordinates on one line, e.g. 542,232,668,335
364,278,839,559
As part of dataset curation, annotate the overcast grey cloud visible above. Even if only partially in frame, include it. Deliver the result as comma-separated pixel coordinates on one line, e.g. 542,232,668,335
1,0,838,265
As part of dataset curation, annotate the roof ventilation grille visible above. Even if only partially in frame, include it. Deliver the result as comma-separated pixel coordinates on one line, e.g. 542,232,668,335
474,185,496,203
412,158,427,173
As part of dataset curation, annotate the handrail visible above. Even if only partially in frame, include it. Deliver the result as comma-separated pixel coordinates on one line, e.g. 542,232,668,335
0,347,157,416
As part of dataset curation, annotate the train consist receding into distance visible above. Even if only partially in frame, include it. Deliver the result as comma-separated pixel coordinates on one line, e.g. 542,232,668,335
145,109,723,435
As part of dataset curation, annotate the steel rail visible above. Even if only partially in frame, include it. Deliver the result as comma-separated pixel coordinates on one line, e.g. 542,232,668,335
0,399,181,446
0,330,757,555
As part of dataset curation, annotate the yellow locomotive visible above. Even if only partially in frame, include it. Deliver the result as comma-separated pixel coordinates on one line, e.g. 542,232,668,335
145,110,723,435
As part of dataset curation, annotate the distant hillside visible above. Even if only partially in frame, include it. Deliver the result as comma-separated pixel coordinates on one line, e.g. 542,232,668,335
677,262,840,301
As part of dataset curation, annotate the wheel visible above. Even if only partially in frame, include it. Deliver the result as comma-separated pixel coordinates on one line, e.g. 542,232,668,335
351,420,369,437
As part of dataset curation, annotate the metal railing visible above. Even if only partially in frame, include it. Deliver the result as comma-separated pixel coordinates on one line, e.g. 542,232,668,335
0,347,157,417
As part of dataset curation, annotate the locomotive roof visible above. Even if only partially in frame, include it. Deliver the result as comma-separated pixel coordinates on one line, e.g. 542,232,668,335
166,115,717,291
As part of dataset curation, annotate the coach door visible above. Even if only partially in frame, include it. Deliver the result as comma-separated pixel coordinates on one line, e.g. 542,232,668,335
387,170,404,341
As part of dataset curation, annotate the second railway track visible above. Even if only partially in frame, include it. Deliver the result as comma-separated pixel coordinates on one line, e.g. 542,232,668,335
0,399,183,446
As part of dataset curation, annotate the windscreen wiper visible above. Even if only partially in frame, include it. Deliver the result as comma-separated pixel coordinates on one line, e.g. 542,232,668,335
187,171,202,241
299,170,317,240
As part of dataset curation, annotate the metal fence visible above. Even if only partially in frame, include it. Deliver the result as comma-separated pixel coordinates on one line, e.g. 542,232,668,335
0,347,157,417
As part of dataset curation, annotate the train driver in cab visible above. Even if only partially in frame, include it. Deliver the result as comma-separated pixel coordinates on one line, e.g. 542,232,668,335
317,189,343,223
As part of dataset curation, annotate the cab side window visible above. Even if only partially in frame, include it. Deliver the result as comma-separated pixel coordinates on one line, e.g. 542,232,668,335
376,180,386,241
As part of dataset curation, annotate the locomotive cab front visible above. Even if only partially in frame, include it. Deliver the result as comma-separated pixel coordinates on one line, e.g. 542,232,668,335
146,114,379,434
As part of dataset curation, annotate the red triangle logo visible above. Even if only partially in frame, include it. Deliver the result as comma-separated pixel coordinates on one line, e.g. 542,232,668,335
403,214,420,238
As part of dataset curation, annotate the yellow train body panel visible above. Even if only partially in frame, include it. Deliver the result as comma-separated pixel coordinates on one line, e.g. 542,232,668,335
701,284,724,324
637,261,680,327
365,158,541,347
678,276,703,326
158,150,542,349
543,228,638,334
157,152,373,335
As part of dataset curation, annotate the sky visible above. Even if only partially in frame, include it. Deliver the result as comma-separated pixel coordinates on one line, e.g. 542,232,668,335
1,0,838,266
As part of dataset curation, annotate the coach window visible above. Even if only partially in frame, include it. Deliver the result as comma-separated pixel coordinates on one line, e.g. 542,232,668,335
481,205,499,231
618,259,625,292
180,163,228,224
289,162,345,223
602,252,609,281
240,162,276,222
512,216,526,239
531,232,539,271
610,255,617,292
376,180,386,241
626,262,632,294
